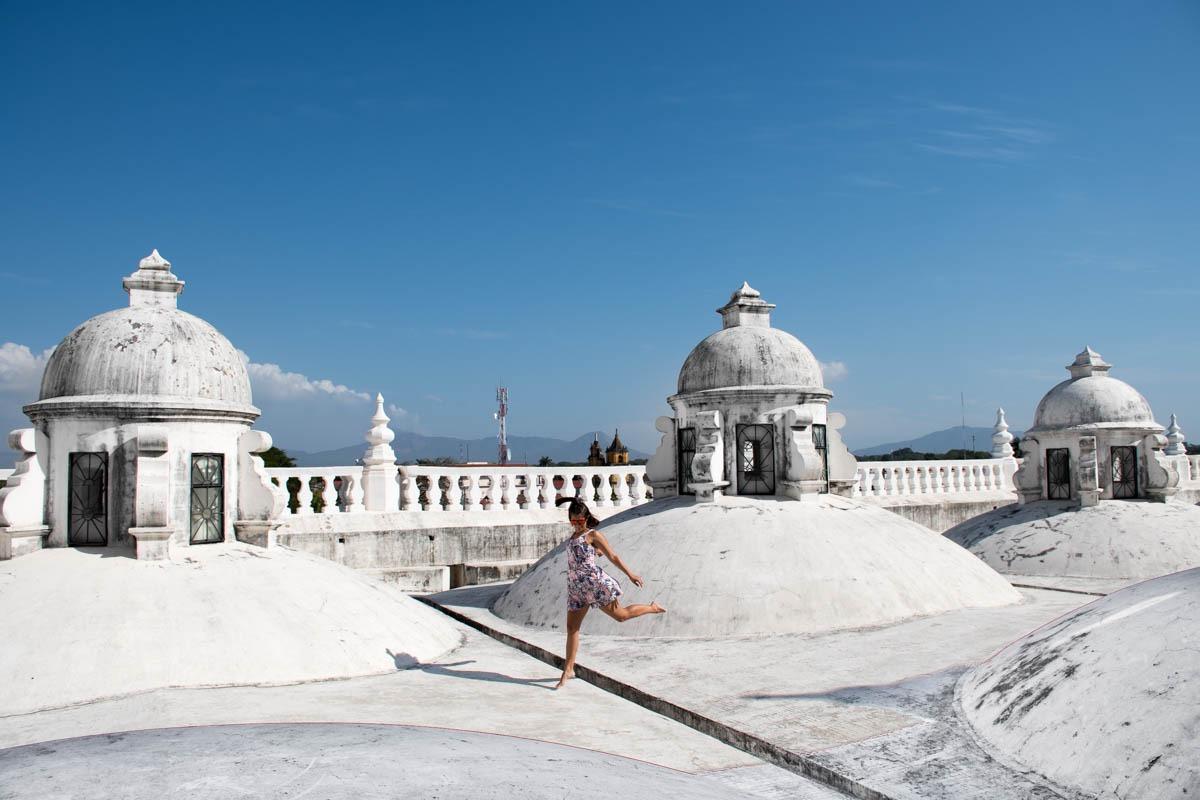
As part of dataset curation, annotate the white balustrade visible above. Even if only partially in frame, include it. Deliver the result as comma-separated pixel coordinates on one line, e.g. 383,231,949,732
1188,455,1200,483
266,467,366,514
852,459,1016,500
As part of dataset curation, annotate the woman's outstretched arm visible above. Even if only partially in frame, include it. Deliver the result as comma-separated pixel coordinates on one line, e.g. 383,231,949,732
589,531,643,587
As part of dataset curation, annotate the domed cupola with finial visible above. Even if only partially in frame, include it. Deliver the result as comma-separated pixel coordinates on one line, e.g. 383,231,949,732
14,250,274,562
1012,346,1180,505
605,430,629,466
645,283,857,502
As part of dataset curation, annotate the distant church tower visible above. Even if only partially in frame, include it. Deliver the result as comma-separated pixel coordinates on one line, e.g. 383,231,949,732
586,434,605,466
606,430,630,466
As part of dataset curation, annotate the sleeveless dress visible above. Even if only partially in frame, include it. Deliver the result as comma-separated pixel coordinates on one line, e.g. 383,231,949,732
566,531,623,611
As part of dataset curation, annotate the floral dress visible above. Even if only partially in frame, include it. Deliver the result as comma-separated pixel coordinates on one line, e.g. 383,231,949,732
566,531,623,611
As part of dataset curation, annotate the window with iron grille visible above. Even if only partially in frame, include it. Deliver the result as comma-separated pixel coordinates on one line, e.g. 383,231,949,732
677,427,696,495
736,424,775,495
1110,446,1138,499
68,452,108,546
1046,448,1070,500
190,454,225,544
812,423,829,493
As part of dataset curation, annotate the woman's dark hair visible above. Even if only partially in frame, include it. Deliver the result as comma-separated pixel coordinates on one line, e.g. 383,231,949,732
556,496,600,528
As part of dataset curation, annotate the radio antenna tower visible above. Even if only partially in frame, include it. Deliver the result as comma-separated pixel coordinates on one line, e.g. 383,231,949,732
495,386,511,465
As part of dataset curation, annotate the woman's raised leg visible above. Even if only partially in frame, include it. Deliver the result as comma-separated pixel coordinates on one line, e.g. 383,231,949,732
600,600,666,622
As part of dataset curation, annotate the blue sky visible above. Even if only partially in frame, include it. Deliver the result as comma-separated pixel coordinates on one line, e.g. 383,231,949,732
2,2,1198,454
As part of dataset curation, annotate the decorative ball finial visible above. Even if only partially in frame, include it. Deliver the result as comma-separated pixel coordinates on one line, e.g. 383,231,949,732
991,407,1014,458
364,393,396,451
1165,413,1186,456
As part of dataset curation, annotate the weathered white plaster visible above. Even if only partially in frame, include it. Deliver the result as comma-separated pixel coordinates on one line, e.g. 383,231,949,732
944,499,1200,581
0,542,462,715
959,568,1200,799
0,428,49,559
234,429,288,548
493,494,1022,638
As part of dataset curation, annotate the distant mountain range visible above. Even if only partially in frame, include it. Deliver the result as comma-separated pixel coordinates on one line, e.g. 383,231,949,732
852,425,1023,457
290,431,649,467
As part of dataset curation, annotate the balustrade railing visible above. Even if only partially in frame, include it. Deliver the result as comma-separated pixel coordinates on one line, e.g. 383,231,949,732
852,459,1016,500
265,464,652,516
1188,455,1200,483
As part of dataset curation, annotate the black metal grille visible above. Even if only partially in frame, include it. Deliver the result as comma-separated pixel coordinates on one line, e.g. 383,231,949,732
812,423,829,493
1046,448,1070,500
190,454,224,544
737,424,775,495
68,452,108,546
677,427,696,495
1111,446,1138,499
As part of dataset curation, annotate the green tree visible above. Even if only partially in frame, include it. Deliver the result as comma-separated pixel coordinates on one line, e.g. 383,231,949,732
258,446,296,468
537,455,554,467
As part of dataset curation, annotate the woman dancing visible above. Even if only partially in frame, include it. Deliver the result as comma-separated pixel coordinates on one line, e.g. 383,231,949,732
554,496,665,689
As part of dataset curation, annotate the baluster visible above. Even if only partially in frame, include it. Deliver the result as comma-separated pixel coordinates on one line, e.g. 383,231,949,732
322,474,339,512
592,471,607,507
931,465,943,494
623,473,637,506
399,469,418,510
345,472,365,512
500,473,513,510
965,464,978,493
296,474,315,515
463,473,481,511
946,465,959,493
424,474,443,511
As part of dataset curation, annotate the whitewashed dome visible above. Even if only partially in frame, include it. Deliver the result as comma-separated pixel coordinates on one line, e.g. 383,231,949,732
960,568,1199,798
494,495,1021,638
1030,347,1157,432
677,283,825,394
29,250,257,419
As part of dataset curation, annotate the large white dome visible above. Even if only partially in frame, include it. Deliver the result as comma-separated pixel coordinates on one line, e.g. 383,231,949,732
959,568,1200,798
943,500,1200,581
493,495,1021,638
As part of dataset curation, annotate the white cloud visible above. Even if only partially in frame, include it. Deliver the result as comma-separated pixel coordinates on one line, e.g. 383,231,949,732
386,403,410,419
820,360,849,382
238,351,371,402
0,343,54,394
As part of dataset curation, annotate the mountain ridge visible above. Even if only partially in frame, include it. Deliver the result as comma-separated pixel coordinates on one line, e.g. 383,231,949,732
290,431,649,466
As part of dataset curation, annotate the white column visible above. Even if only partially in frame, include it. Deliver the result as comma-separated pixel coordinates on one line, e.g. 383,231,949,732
463,473,481,511
399,468,419,510
296,476,315,515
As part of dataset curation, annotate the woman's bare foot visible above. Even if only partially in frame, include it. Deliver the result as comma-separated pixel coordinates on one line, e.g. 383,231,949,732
651,602,666,614
555,670,575,689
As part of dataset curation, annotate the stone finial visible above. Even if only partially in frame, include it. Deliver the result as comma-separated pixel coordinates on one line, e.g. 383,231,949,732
124,248,185,308
1165,413,1187,456
717,282,776,329
1067,346,1112,380
138,249,171,271
991,408,1015,458
365,393,396,451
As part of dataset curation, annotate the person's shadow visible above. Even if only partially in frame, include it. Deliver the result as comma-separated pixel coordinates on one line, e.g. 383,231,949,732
387,650,558,691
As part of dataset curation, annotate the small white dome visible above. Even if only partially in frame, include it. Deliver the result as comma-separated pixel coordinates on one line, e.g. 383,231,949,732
676,283,826,394
38,306,254,411
1030,347,1157,431
960,568,1200,798
678,326,825,393
28,250,257,419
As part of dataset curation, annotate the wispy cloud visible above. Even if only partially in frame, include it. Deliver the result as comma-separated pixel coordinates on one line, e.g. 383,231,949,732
915,100,1056,162
820,360,849,382
844,174,899,190
586,199,697,219
436,328,508,341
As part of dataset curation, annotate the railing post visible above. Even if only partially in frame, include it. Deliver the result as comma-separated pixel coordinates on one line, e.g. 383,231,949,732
361,394,400,513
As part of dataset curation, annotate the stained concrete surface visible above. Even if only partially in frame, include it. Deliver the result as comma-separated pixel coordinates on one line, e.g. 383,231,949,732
0,724,755,800
0,618,845,800
433,581,1094,799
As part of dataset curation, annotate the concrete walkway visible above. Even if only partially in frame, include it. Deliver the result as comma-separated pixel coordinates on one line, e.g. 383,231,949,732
427,582,1095,800
0,619,843,800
